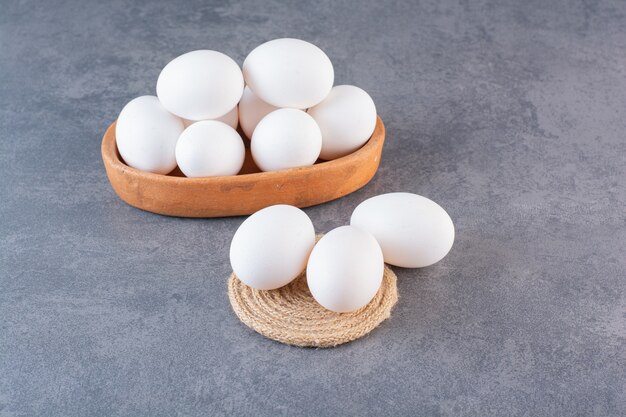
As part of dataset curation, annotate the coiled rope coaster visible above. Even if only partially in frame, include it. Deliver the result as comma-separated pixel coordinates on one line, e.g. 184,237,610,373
228,263,398,348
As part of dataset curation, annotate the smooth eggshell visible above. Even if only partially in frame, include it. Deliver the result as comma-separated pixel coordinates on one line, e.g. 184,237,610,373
238,86,278,139
306,226,384,313
243,38,334,109
308,85,377,160
350,192,455,268
175,120,245,177
182,106,238,129
157,50,244,120
251,108,322,172
115,95,184,175
230,205,316,290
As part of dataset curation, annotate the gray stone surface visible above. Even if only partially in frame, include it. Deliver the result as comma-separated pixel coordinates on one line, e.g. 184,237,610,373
1,0,625,415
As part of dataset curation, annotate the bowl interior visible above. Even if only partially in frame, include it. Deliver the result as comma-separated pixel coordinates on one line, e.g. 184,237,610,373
109,121,380,179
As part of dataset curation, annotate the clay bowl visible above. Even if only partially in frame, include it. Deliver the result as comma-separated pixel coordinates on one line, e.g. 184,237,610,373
101,116,385,217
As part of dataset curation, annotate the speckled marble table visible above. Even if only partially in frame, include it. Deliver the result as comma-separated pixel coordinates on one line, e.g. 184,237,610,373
1,1,625,416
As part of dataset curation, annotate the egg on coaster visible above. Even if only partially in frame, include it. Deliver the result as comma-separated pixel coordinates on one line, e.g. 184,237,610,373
307,226,384,313
115,95,184,175
175,121,245,178
243,38,334,109
308,85,377,160
182,106,238,129
157,50,244,121
251,108,322,172
230,205,316,290
238,86,278,139
350,193,455,268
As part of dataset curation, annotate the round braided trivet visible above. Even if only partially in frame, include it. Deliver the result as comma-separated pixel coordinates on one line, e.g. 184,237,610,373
227,263,398,348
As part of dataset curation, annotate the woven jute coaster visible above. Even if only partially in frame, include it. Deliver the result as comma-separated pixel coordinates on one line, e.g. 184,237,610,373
227,262,398,348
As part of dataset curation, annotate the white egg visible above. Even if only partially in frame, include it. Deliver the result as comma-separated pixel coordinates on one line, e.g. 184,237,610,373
307,226,384,313
251,108,322,172
175,121,245,178
157,50,244,120
350,193,455,268
308,85,377,160
243,38,334,109
115,95,184,175
238,86,278,139
182,106,238,129
230,205,316,290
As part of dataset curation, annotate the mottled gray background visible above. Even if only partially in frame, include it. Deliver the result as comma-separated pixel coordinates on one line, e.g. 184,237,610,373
1,0,625,416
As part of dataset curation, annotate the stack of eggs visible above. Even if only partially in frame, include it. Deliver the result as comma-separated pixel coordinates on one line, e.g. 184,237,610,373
230,192,455,313
115,38,377,177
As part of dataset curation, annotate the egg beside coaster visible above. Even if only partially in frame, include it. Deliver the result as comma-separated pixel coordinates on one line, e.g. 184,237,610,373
227,264,398,348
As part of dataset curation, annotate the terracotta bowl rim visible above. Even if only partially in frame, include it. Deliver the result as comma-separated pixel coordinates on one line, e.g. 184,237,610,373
101,115,386,184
